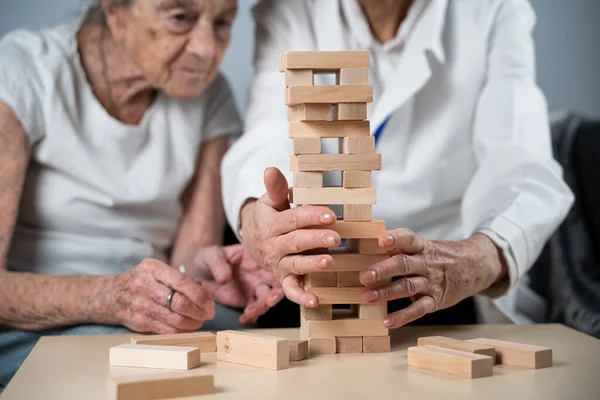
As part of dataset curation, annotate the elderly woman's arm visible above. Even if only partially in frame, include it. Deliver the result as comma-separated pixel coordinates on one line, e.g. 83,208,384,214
0,103,215,332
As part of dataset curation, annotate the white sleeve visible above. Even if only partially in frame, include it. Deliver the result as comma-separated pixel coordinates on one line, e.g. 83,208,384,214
461,0,574,298
222,0,309,233
201,73,242,142
0,30,46,145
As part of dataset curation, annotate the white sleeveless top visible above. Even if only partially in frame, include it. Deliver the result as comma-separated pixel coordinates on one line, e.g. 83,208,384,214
0,21,241,275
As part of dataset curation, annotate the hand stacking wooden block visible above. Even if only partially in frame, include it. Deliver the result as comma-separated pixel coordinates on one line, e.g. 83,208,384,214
282,50,390,353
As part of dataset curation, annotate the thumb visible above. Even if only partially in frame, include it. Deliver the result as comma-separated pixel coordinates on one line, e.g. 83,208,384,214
259,167,290,212
380,229,426,255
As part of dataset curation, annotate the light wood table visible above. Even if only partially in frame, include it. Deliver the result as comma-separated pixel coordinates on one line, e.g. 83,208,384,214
1,324,598,400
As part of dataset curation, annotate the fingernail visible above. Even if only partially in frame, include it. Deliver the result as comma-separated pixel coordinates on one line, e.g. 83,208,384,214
307,298,316,307
383,317,395,328
383,234,395,246
366,290,379,302
361,270,376,284
319,212,333,224
319,257,330,269
323,235,336,246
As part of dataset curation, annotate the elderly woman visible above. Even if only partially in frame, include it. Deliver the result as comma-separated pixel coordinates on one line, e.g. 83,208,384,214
0,0,282,387
222,0,574,326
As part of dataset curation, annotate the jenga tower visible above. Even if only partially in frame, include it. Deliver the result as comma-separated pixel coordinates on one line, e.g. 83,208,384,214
281,51,391,354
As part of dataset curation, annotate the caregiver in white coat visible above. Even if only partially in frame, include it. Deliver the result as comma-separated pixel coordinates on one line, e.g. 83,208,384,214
222,0,574,325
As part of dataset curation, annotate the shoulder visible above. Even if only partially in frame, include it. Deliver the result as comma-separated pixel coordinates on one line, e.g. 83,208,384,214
447,0,535,25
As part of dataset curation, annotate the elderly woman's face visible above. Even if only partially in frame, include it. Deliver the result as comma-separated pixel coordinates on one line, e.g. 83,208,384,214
109,0,237,99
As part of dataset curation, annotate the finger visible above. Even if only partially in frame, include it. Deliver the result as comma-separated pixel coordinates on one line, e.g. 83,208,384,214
363,277,429,303
281,274,318,307
271,206,336,236
134,318,188,335
379,229,426,254
152,266,213,311
278,254,333,277
259,167,291,212
139,296,207,331
272,229,341,260
383,295,436,328
359,254,428,285
203,247,233,284
266,287,284,307
239,284,272,325
147,281,209,322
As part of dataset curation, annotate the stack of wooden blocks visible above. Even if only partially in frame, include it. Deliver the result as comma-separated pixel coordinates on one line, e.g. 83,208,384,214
281,51,391,355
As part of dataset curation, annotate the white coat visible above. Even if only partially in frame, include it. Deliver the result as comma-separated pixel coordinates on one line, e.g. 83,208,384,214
222,0,574,323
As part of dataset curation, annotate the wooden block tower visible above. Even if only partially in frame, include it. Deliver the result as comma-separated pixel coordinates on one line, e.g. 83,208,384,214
280,51,391,354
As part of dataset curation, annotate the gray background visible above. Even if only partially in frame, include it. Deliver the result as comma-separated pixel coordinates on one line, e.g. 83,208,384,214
0,0,599,116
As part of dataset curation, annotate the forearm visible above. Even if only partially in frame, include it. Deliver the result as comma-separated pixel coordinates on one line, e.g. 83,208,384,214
0,270,116,331
464,233,509,293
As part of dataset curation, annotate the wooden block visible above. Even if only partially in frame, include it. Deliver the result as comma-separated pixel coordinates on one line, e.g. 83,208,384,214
291,154,381,172
304,272,337,288
108,371,215,400
293,138,321,154
289,340,308,361
347,238,387,254
279,53,286,72
418,336,496,359
343,171,371,188
286,85,373,106
285,69,313,86
289,121,370,138
308,337,336,355
301,304,333,320
339,68,370,85
282,51,369,71
336,337,363,353
358,304,388,320
317,220,386,239
337,271,362,287
290,187,376,205
216,330,289,370
304,316,388,337
328,250,388,271
341,137,375,154
288,104,333,121
363,336,391,353
466,338,553,369
130,332,216,353
109,344,200,370
305,287,370,304
338,103,367,120
408,345,494,379
294,171,323,188
343,204,372,221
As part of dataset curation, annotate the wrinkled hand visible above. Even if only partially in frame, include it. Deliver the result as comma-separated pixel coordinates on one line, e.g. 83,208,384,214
109,258,215,334
193,244,284,325
240,168,341,307
359,229,508,328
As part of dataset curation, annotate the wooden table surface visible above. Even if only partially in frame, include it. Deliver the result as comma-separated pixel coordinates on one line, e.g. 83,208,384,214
1,324,599,400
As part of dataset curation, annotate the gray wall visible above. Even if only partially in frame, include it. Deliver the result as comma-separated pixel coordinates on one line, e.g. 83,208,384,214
1,0,599,116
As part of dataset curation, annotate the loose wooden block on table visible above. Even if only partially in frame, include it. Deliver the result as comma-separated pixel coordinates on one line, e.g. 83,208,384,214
294,171,323,188
303,315,388,338
337,271,362,287
418,336,496,359
130,332,216,352
336,337,363,353
285,69,313,86
363,336,391,353
286,85,373,106
216,331,289,370
342,171,371,188
338,103,367,121
407,345,494,379
109,344,200,370
340,137,375,154
358,304,388,320
290,187,376,205
280,51,369,71
347,238,387,254
288,104,333,121
289,340,309,361
328,250,388,272
466,338,553,369
290,154,381,171
308,337,337,355
289,120,370,138
343,204,372,221
293,138,321,155
108,371,214,400
304,272,337,288
301,305,333,320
